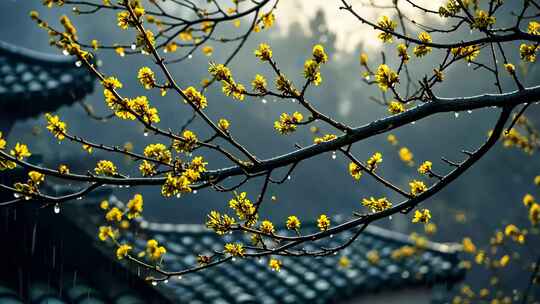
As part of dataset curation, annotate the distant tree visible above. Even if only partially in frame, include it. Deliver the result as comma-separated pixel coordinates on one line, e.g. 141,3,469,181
2,0,540,301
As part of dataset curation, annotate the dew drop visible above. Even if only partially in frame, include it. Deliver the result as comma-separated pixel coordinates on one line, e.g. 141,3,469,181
76,197,82,200
331,151,337,160
164,279,169,284
261,98,267,104
151,281,158,286
193,190,198,194
54,204,61,214
467,62,471,67
411,121,416,125
467,110,472,114
14,193,21,198
232,257,236,262
188,54,193,59
454,112,459,118
287,175,291,180
177,275,183,280
163,49,168,53
389,216,393,220
75,61,82,67
62,49,69,56
131,44,137,50
143,131,149,137
329,234,334,238
176,194,181,198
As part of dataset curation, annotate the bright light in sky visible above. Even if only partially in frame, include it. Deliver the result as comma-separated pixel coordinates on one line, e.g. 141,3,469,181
274,0,444,53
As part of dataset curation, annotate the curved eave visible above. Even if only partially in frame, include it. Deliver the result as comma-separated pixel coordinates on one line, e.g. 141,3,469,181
0,41,96,120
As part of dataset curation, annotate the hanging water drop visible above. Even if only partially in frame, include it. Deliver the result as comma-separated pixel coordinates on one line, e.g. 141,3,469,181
188,54,193,59
329,234,334,238
75,61,82,67
467,110,472,114
176,194,181,198
454,112,459,118
14,193,21,198
62,49,69,56
164,280,169,284
287,175,291,180
261,98,267,104
193,190,197,194
151,281,158,286
411,121,416,125
389,215,393,220
331,151,337,160
177,275,183,280
131,44,137,50
232,257,236,262
54,204,60,214
143,130,149,137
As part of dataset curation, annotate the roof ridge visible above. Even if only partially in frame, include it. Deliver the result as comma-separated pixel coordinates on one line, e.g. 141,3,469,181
0,40,75,66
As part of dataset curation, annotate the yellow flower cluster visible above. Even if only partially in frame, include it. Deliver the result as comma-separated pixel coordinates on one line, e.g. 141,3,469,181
146,239,166,261
206,210,236,235
462,237,476,253
161,173,191,197
451,45,480,62
208,63,246,101
251,74,267,93
116,244,132,260
105,207,123,222
224,243,245,257
98,226,117,241
504,224,525,244
418,161,432,175
144,143,172,164
367,250,380,264
274,112,303,135
94,160,117,176
388,101,405,114
13,170,46,198
366,152,382,171
286,215,301,230
137,67,155,89
377,16,396,43
412,208,431,224
45,113,67,140
409,180,427,196
218,119,230,131
413,32,432,57
317,214,330,231
10,143,31,161
136,30,155,53
173,130,198,153
303,45,329,85
528,21,540,35
520,44,538,63
375,64,399,92
348,162,362,181
182,87,208,109
397,44,410,63
438,0,461,17
254,43,272,61
229,192,258,226
275,75,298,96
139,160,156,176
391,246,416,260
362,197,392,213
471,10,496,30
260,220,275,234
268,258,281,272
126,194,143,219
399,147,414,166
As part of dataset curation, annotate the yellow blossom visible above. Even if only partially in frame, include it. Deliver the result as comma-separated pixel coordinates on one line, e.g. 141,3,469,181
182,86,207,109
268,258,281,271
286,215,301,230
412,208,431,223
413,32,432,57
94,160,117,176
362,197,392,212
349,162,362,181
10,143,31,160
418,161,432,175
105,207,123,222
367,250,380,264
116,244,132,259
274,112,303,135
126,194,143,219
99,200,109,210
137,67,155,89
260,220,275,234
462,237,476,253
45,113,67,140
202,45,214,56
317,214,330,231
251,74,267,93
146,239,166,261
312,44,328,64
388,101,405,114
375,64,399,91
98,226,115,241
471,10,496,30
224,243,245,257
366,152,382,171
377,16,396,43
254,43,272,61
409,180,427,196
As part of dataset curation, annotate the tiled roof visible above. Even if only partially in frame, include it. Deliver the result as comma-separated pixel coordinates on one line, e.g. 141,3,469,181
124,218,465,304
0,41,95,120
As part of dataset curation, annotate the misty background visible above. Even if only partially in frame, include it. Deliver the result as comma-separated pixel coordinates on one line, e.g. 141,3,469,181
1,0,539,292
